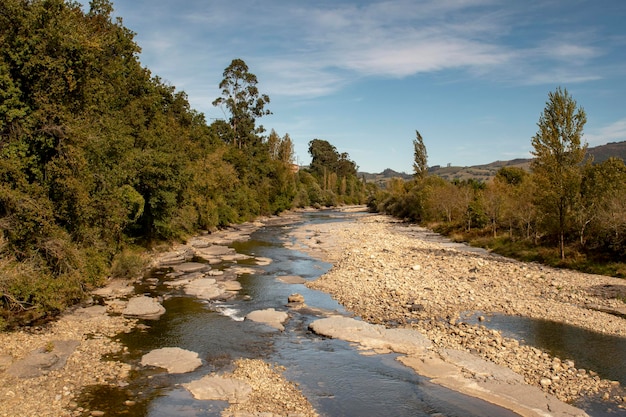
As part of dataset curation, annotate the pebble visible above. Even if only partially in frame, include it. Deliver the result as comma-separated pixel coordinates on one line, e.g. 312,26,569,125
303,213,626,405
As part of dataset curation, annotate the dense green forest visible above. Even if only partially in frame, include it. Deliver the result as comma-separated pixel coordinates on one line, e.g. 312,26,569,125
0,0,366,328
371,90,626,277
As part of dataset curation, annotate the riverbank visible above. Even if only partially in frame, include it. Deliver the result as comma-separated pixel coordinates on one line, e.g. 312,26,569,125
0,212,320,417
290,209,626,415
0,306,135,417
2,207,625,416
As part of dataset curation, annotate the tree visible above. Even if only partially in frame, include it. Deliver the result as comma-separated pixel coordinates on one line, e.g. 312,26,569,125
308,138,339,181
278,133,294,165
413,130,428,180
212,59,271,149
531,87,587,259
579,158,626,251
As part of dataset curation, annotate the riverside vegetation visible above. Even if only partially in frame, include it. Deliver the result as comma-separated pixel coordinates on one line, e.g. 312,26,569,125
370,92,626,278
0,0,366,329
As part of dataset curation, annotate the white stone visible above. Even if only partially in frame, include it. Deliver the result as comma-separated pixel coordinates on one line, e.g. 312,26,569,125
246,308,289,331
122,296,166,319
184,375,252,403
140,347,202,374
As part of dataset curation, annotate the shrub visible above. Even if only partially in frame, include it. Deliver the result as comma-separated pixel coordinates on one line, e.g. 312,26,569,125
110,249,146,279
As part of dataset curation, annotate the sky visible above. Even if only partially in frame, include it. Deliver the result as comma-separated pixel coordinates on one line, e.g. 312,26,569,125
84,0,626,173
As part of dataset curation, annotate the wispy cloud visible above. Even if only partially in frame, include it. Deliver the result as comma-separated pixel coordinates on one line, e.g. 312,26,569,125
107,0,616,101
586,119,626,146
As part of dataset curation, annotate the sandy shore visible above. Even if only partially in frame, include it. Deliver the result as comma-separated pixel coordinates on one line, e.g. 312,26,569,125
288,209,626,414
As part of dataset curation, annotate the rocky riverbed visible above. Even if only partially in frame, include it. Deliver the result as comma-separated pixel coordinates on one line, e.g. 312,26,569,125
2,207,626,416
289,210,626,413
0,214,320,417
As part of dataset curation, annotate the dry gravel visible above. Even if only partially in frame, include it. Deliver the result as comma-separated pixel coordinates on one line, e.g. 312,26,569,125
0,307,135,417
294,211,626,408
223,358,318,417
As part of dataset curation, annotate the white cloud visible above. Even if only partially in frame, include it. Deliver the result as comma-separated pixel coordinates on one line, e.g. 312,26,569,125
105,0,619,102
586,119,626,146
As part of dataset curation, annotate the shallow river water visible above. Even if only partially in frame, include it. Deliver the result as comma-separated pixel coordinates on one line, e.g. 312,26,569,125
78,210,620,416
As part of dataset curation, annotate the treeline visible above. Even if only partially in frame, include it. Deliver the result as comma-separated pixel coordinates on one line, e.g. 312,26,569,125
371,89,626,277
0,0,365,328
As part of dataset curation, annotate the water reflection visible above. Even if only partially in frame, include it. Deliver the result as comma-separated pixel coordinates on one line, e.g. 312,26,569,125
79,210,522,417
467,313,626,386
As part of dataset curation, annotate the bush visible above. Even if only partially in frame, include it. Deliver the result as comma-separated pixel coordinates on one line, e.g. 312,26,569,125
110,249,146,279
0,259,84,328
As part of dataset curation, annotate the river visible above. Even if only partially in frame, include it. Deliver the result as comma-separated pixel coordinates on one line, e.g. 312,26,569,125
77,209,615,416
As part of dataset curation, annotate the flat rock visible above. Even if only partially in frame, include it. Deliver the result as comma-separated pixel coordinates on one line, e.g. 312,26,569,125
221,253,253,262
0,354,13,369
184,278,224,299
140,347,202,374
253,256,273,266
165,277,194,288
442,349,525,384
184,375,252,403
71,305,108,319
309,316,432,354
173,262,209,273
122,296,166,319
230,266,258,275
91,279,134,298
246,308,289,331
194,246,237,263
399,354,588,417
277,275,306,284
221,281,242,291
156,247,194,266
6,340,80,378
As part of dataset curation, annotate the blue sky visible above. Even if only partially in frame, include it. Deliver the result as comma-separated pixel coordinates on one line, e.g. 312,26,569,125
88,0,626,173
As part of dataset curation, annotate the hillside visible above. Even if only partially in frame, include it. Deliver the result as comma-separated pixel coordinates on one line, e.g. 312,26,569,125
362,140,626,184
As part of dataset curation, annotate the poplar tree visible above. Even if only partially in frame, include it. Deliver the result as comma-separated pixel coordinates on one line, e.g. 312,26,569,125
413,130,428,180
531,87,587,259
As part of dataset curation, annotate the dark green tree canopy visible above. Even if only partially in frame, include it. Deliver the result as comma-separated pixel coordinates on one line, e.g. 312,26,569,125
308,139,357,179
495,166,527,186
0,0,366,328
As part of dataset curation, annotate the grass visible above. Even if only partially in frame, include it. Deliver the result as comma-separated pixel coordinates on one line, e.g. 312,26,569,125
433,226,626,279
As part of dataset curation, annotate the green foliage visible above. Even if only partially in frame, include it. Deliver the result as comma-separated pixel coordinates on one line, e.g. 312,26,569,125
412,130,428,180
212,58,271,148
2,2,353,326
0,0,374,327
305,139,366,205
531,87,587,259
371,92,625,276
110,248,146,279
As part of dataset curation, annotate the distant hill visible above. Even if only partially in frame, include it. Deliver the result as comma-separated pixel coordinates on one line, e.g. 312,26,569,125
361,140,626,184
588,141,626,164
